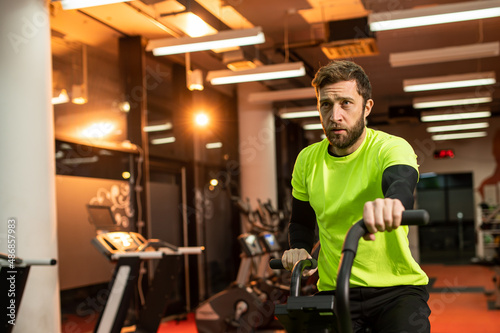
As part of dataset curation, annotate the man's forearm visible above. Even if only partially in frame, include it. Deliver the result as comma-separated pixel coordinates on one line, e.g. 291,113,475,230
382,165,418,210
288,197,316,252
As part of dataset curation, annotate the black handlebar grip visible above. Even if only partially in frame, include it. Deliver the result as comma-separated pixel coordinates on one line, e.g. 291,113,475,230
269,258,284,269
401,209,429,226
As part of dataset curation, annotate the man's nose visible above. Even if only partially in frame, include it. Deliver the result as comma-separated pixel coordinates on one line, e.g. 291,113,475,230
330,105,342,121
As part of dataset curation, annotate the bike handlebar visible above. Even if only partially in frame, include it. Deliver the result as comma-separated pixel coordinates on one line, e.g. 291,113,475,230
270,209,429,333
336,209,429,333
270,258,317,297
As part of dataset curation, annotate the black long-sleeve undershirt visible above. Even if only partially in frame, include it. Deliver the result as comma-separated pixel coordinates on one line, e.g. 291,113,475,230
288,164,419,252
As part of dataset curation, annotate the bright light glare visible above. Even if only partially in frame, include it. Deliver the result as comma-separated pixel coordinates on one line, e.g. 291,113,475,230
180,13,217,37
210,179,219,186
82,122,115,139
52,89,69,105
195,113,209,126
122,171,131,179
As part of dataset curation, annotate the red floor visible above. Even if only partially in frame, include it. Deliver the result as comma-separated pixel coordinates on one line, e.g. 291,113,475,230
62,264,500,333
422,264,500,333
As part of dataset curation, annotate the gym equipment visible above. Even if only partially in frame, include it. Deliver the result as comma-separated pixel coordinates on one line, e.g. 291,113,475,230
270,209,430,333
195,232,278,332
87,204,203,333
1,253,57,333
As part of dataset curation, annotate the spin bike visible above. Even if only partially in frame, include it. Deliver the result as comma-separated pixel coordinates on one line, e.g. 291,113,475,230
270,209,429,333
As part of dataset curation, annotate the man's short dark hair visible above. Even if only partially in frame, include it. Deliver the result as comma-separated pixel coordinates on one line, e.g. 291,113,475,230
311,60,372,104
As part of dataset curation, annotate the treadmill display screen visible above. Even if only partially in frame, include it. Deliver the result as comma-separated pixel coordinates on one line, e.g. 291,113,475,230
87,205,120,231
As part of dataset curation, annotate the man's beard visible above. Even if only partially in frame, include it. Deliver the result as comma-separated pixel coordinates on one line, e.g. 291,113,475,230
326,112,365,150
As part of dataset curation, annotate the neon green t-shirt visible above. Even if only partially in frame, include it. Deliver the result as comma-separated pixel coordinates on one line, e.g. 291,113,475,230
291,128,429,291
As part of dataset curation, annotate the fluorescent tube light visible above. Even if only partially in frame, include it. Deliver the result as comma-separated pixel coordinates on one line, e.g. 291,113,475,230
143,122,173,132
58,0,132,10
151,136,176,145
206,142,223,149
413,92,492,109
431,131,487,141
404,72,496,92
279,106,319,119
426,122,489,133
390,42,500,67
147,27,265,56
420,110,491,122
369,0,500,31
303,123,323,130
281,111,319,119
207,62,306,85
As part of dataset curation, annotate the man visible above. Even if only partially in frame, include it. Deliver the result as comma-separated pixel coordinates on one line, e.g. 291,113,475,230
281,60,431,332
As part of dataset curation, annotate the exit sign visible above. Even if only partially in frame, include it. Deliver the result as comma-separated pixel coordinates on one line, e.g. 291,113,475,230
434,149,455,159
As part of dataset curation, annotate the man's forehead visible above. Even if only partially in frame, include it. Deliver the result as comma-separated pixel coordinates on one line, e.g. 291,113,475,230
319,80,359,98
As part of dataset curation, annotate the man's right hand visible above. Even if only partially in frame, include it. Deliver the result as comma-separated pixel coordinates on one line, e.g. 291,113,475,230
281,248,312,271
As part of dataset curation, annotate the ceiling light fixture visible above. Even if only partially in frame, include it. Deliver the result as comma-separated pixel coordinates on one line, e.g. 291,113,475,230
420,110,491,122
279,106,319,119
390,42,500,67
151,136,176,145
369,0,500,31
413,92,492,109
431,131,488,141
52,89,69,105
185,53,204,91
426,122,489,133
206,142,223,149
146,27,265,56
207,62,306,85
404,72,496,92
57,0,133,10
303,123,323,131
143,122,173,133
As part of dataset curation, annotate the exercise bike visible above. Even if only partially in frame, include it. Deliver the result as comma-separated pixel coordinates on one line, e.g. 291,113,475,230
270,209,429,333
195,232,280,333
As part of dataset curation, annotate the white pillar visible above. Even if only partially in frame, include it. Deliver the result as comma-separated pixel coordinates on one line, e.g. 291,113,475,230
237,82,278,211
0,0,60,332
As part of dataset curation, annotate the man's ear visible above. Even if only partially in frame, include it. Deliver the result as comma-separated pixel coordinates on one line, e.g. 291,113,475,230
364,99,374,118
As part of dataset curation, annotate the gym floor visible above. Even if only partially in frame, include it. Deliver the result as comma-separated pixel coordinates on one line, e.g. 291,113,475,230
60,264,500,333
